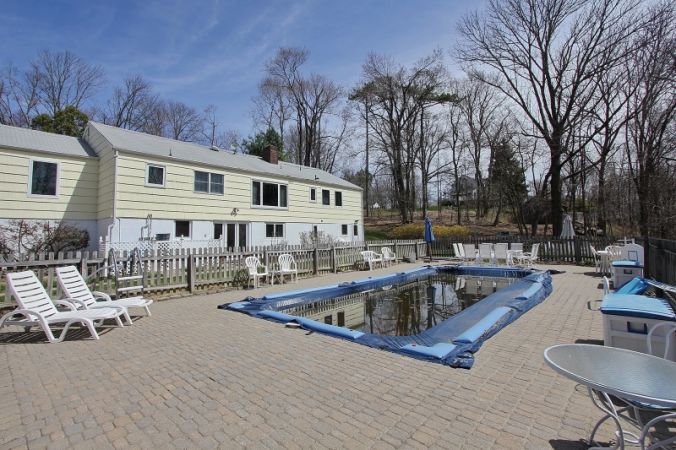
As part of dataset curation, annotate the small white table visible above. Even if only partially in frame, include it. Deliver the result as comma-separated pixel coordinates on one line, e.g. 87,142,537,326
506,250,523,266
544,344,676,449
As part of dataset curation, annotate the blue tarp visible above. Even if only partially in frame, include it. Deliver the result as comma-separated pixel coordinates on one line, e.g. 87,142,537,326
220,265,553,369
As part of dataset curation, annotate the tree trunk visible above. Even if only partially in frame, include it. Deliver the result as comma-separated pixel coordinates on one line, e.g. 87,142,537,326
550,144,563,237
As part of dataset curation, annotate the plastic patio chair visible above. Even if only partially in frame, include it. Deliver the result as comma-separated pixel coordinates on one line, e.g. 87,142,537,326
55,266,152,321
277,254,298,284
463,244,477,264
518,243,540,268
478,243,493,265
493,243,508,265
245,256,269,288
360,250,383,270
590,245,601,273
381,247,397,267
0,270,125,343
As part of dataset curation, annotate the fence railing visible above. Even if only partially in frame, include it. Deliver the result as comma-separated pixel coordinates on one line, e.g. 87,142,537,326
429,236,616,265
0,240,427,304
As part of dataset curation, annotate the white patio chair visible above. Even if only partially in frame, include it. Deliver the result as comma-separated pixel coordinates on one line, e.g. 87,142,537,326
381,247,397,267
0,270,125,343
590,245,601,273
245,256,269,288
478,243,493,265
463,244,477,264
55,266,152,322
507,243,523,266
360,250,383,270
493,243,508,265
277,254,298,284
602,276,610,296
518,243,540,268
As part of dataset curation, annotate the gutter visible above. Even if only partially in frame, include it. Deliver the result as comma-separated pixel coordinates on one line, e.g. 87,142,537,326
106,149,119,245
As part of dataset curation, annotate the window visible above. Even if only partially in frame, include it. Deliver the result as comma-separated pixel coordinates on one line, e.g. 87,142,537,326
214,223,223,239
324,315,333,325
175,220,190,238
155,233,170,241
252,180,288,208
313,225,318,238
310,188,316,202
194,171,224,194
146,164,165,187
353,224,359,237
322,189,330,205
29,160,58,196
335,191,343,207
341,224,348,235
265,223,284,238
337,311,345,327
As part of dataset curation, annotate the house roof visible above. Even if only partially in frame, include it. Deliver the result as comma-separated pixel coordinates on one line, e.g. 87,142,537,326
0,124,95,158
88,122,361,190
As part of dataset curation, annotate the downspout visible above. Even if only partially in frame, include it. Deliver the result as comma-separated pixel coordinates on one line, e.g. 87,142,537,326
106,149,119,246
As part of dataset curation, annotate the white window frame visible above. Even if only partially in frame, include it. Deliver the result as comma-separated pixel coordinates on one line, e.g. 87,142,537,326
27,158,60,198
251,179,288,209
145,163,166,188
265,223,285,238
341,224,348,236
321,189,331,206
194,171,224,195
309,187,317,203
335,191,343,207
174,220,191,238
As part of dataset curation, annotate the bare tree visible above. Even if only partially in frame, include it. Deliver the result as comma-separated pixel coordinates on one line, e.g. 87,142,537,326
624,1,676,238
164,100,203,141
33,50,104,115
458,0,643,235
100,75,159,131
0,64,41,127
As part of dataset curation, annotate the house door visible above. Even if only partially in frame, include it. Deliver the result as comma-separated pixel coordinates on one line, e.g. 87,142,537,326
217,222,248,249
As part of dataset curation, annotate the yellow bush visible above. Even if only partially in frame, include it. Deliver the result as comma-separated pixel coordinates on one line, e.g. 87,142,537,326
390,223,470,240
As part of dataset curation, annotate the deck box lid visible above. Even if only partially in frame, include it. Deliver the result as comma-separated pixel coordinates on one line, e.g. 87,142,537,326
600,293,675,321
612,260,643,268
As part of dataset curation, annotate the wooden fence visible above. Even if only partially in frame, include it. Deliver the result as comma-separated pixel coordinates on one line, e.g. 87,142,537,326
0,240,427,304
429,236,615,265
639,238,676,286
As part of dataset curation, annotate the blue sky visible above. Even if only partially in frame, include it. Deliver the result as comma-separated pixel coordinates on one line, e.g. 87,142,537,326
1,0,482,137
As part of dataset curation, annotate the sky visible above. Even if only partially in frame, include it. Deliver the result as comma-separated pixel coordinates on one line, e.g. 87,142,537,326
1,0,483,138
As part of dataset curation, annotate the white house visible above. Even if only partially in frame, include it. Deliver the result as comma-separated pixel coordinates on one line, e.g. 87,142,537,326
0,122,363,250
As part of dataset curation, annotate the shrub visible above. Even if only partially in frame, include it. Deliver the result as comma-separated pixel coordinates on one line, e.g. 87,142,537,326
390,223,470,240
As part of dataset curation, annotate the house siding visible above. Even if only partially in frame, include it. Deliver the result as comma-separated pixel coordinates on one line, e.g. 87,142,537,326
113,152,362,225
0,147,98,220
83,125,116,220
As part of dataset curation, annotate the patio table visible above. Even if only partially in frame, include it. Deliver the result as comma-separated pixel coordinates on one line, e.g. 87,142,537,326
544,344,676,449
506,249,523,266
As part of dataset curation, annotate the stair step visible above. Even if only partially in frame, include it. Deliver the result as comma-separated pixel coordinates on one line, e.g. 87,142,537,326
117,275,144,282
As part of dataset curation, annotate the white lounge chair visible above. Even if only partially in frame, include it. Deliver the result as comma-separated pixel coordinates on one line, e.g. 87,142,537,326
245,256,269,288
0,270,125,343
590,245,601,273
518,243,540,268
493,243,508,265
277,254,298,284
381,247,396,266
463,244,477,264
360,250,383,270
478,243,493,265
55,266,152,322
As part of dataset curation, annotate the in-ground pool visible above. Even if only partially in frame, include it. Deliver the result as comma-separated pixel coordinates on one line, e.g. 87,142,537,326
221,265,552,368
284,272,517,336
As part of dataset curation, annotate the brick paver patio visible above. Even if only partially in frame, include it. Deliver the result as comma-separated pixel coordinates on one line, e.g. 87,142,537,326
1,263,614,449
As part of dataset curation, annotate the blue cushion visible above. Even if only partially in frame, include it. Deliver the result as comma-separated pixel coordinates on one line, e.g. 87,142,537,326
612,260,642,268
515,283,543,300
296,318,365,340
600,294,675,321
454,306,513,344
400,342,457,359
615,277,648,295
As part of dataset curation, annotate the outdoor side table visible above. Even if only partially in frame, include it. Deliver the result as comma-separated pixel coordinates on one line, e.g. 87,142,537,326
544,344,676,449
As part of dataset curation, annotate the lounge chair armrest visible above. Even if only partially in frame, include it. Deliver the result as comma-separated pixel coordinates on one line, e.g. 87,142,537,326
91,291,112,302
54,299,79,310
0,308,42,322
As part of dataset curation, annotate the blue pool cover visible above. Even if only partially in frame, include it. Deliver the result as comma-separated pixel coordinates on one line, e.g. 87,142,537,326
219,265,553,369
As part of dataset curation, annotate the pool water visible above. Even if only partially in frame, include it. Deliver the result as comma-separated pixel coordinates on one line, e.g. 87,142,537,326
280,273,516,336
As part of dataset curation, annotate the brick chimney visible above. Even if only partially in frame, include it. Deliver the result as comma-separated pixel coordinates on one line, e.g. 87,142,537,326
262,145,278,164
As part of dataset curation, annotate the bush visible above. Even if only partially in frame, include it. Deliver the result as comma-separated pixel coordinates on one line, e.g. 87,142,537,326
390,223,470,240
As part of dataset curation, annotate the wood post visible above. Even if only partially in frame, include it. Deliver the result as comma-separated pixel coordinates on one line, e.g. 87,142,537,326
331,246,337,273
312,247,319,275
188,253,196,293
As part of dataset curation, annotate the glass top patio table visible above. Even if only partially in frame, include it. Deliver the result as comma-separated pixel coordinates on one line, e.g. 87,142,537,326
544,344,676,408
